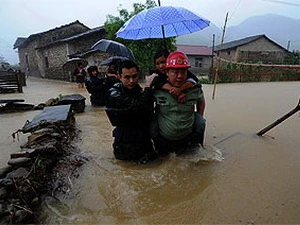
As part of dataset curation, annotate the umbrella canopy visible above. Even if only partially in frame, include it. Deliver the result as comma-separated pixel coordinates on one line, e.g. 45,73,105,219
62,58,88,71
116,6,210,40
91,39,134,59
100,56,129,66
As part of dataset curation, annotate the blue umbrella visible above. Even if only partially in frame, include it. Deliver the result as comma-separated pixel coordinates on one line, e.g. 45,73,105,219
116,6,210,40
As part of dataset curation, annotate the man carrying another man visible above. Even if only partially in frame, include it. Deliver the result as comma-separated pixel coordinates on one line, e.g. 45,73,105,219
106,52,206,163
151,51,206,156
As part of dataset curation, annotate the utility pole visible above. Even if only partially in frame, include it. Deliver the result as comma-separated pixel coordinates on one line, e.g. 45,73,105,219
211,34,215,71
287,40,291,51
212,12,228,100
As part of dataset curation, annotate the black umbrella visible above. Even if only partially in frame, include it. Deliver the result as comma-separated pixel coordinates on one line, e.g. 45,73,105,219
100,56,129,66
62,58,88,71
91,39,134,59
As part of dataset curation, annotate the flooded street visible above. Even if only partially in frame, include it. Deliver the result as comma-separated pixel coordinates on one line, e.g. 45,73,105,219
1,77,300,224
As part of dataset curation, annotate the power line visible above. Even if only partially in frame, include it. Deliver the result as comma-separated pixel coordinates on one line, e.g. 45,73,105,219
262,0,300,7
228,0,242,22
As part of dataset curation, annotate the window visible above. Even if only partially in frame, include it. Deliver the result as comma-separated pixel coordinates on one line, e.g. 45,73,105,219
195,57,203,68
45,57,49,68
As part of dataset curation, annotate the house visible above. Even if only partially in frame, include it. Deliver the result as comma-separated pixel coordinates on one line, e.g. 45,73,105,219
13,21,106,81
176,44,213,75
214,34,289,64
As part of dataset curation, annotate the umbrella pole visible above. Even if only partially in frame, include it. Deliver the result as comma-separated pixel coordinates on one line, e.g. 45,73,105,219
157,0,167,50
162,28,167,50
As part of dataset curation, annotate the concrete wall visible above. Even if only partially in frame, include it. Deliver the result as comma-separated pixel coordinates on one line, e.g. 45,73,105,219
187,55,212,74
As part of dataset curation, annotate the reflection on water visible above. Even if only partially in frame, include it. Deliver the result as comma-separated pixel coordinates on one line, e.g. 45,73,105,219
42,154,216,224
1,78,300,224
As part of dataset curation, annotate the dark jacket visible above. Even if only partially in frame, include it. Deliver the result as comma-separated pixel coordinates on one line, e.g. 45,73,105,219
106,83,155,161
106,82,154,127
73,68,87,83
85,76,119,106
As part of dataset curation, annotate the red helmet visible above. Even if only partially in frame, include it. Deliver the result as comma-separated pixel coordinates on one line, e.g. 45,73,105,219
165,51,191,69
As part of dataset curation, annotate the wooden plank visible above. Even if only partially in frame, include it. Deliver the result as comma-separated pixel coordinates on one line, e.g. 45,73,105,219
22,105,72,133
0,99,25,104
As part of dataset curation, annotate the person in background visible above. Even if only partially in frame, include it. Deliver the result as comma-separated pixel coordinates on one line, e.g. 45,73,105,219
104,63,120,94
151,51,206,156
105,60,157,164
85,64,120,107
85,66,106,106
106,63,119,78
73,62,87,88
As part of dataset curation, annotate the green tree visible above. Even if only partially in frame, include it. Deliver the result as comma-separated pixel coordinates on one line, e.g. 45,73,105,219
284,50,300,65
104,0,176,76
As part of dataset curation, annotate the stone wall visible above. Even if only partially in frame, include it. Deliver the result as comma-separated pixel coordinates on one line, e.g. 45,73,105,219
218,37,287,64
41,44,70,81
17,22,91,79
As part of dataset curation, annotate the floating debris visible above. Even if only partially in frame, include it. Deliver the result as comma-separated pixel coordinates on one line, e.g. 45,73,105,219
0,94,86,114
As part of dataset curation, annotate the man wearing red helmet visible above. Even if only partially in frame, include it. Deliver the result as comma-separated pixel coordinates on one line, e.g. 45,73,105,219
151,51,206,155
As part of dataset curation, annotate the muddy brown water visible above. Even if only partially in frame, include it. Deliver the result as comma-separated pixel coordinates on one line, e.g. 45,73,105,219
1,77,299,224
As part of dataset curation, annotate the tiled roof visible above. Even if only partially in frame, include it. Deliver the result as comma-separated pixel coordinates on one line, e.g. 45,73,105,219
37,26,105,49
13,37,27,49
59,26,104,42
177,44,213,56
14,20,89,49
214,34,288,51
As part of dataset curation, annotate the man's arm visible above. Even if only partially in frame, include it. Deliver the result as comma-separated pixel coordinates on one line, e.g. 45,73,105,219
197,96,206,116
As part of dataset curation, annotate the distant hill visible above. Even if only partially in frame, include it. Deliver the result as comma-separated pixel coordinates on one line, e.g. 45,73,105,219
176,14,300,52
176,22,222,47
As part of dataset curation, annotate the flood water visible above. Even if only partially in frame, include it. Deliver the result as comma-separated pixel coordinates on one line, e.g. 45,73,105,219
1,77,300,224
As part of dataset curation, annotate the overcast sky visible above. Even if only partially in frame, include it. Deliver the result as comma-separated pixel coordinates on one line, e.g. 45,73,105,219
1,0,300,64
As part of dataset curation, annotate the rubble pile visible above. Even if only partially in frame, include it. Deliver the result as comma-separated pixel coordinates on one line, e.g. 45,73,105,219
0,105,85,224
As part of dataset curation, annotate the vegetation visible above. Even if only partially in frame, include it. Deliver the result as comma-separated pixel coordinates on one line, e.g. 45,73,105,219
104,0,176,76
0,55,20,71
284,50,300,65
209,52,300,83
210,64,300,83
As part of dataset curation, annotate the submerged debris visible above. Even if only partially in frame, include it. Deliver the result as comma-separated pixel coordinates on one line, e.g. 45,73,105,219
0,93,86,114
